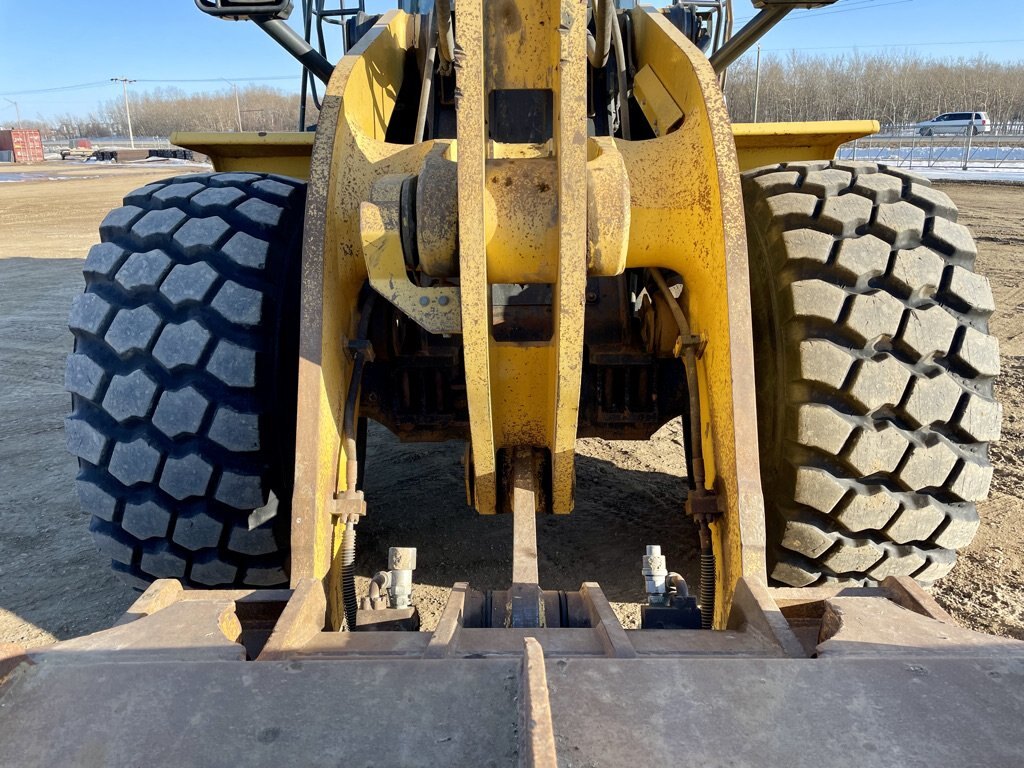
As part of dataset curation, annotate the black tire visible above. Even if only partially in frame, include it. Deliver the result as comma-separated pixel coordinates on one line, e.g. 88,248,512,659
743,161,1000,586
65,172,305,588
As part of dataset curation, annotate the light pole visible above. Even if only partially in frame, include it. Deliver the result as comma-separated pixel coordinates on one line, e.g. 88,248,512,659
110,78,136,148
753,45,762,122
3,98,21,129
222,79,243,131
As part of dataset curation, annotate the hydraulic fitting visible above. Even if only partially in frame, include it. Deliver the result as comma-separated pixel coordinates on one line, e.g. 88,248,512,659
641,545,669,606
387,547,417,609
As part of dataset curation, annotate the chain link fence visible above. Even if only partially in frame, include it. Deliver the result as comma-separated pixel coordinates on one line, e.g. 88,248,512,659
42,137,174,153
839,132,1024,172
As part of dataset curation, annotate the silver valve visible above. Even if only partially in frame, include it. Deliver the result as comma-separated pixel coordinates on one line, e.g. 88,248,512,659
641,545,669,606
387,547,417,609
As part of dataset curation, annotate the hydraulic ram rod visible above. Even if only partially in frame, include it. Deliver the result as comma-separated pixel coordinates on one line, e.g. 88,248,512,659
708,6,789,72
255,17,336,84
708,1,838,73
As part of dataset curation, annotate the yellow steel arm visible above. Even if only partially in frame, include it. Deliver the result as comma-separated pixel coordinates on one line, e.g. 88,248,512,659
171,131,315,179
732,120,879,171
173,121,879,183
250,3,879,627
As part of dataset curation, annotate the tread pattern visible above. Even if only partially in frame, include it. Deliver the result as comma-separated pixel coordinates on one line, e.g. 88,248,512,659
743,162,1000,587
66,172,305,588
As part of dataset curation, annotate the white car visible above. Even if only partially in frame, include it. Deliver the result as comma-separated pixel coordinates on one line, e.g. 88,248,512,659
917,112,992,136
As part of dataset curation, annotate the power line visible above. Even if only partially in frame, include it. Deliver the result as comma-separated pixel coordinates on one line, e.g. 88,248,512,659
789,0,915,19
758,38,1024,53
0,81,110,97
0,75,296,98
734,0,911,24
134,76,295,84
733,0,914,26
3,99,22,128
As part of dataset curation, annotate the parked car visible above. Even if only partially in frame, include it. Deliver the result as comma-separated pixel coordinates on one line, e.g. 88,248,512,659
917,112,992,136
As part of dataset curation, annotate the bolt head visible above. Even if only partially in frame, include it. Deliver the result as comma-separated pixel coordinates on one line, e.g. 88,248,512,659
641,543,667,578
389,547,417,570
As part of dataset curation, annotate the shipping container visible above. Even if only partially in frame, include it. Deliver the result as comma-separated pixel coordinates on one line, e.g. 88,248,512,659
0,130,45,163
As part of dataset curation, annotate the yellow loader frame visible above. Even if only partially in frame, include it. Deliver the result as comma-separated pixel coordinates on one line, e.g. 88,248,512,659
177,7,876,628
6,5,1024,767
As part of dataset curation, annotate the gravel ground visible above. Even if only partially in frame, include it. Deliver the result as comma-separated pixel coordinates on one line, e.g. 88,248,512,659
0,163,1020,646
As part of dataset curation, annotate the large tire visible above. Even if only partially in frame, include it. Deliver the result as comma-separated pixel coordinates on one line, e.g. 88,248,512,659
65,172,305,588
743,161,1000,586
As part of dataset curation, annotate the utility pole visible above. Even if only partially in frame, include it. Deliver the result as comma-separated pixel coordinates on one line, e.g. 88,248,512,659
3,98,21,129
753,45,762,122
222,79,243,131
110,78,136,148
962,112,976,171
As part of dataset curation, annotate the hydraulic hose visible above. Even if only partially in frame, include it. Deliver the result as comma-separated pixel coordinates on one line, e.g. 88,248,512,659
414,8,438,143
586,0,614,69
611,9,631,139
339,291,376,631
342,292,376,495
720,0,735,89
366,571,390,609
298,0,313,129
648,270,706,490
342,354,366,495
435,0,454,75
649,268,715,629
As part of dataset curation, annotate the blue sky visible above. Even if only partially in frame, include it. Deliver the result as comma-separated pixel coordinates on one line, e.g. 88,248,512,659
1,0,1023,123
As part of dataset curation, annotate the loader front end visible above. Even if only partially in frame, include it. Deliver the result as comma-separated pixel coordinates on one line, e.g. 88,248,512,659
2,1,1018,765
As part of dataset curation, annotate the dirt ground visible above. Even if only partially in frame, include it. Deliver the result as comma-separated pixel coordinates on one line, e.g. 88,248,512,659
0,162,1021,648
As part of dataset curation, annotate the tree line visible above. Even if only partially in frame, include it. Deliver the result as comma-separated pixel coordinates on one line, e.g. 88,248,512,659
8,85,318,140
724,52,1024,132
7,52,1024,141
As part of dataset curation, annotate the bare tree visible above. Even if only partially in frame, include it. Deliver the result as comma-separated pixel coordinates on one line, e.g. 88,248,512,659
726,51,1024,133
95,85,317,137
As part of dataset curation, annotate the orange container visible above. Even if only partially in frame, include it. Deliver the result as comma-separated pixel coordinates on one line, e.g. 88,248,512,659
0,129,45,163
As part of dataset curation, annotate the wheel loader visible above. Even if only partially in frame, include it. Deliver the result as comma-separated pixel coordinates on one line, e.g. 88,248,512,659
1,0,1022,765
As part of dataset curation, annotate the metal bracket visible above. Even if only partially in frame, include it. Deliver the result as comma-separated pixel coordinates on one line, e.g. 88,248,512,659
360,174,462,335
346,337,375,363
507,449,545,628
671,330,707,360
332,491,367,523
685,488,720,524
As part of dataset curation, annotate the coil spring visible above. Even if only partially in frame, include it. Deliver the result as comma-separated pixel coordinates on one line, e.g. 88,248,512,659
699,548,715,630
342,523,358,631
